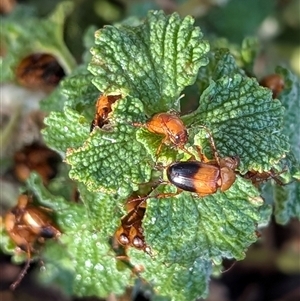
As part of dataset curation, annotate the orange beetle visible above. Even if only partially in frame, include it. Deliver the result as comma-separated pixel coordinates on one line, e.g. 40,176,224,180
4,194,61,289
15,53,65,91
146,112,188,147
90,94,121,131
114,197,151,254
137,112,189,157
243,168,286,187
13,142,61,185
260,74,284,99
162,126,239,197
166,156,239,196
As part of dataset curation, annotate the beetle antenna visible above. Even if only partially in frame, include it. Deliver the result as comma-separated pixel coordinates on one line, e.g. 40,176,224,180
221,260,237,273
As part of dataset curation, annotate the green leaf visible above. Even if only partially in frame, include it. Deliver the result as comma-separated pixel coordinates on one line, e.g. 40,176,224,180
274,181,300,224
41,68,97,123
40,84,68,113
43,107,90,153
33,8,298,301
62,71,99,115
65,97,152,195
258,203,273,228
276,66,300,164
77,183,124,233
210,37,258,73
89,10,209,114
269,66,300,224
195,48,245,95
143,176,262,266
240,37,259,73
26,174,132,297
183,74,289,173
129,250,211,301
135,128,187,163
0,1,76,82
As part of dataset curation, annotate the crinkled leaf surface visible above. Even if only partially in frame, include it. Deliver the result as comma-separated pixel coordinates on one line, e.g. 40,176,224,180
128,250,212,301
40,85,68,113
40,68,97,115
143,176,263,266
27,174,131,297
65,97,152,196
256,67,300,225
183,74,289,173
42,68,98,134
195,48,245,95
0,1,76,81
89,10,209,115
274,181,300,224
33,10,296,301
210,37,258,72
61,71,99,115
276,66,300,164
135,128,187,163
270,67,300,224
43,107,90,154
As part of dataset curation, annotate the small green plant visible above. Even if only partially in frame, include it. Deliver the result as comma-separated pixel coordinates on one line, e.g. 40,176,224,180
1,2,299,301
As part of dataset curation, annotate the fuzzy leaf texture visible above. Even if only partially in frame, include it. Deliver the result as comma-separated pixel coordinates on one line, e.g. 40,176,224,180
35,9,293,301
195,48,245,96
209,37,259,72
43,107,90,154
128,249,212,301
271,67,300,224
65,97,152,196
256,67,300,225
21,174,131,297
183,74,290,173
89,10,209,114
143,177,263,265
0,174,172,300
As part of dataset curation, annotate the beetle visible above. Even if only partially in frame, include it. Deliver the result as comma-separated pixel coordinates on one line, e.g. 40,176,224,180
132,112,190,157
243,168,286,187
146,112,188,148
13,142,61,185
260,74,284,99
114,197,151,254
166,156,239,196
90,94,121,131
4,194,61,289
159,126,239,197
16,53,65,91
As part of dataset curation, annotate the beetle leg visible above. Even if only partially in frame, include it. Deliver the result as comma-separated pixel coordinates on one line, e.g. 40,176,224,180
131,121,144,127
194,145,211,162
153,187,183,200
155,138,165,160
115,254,145,275
10,244,32,290
198,125,220,165
180,146,196,160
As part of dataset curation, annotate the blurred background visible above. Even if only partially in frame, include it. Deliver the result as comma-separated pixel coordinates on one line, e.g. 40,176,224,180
1,0,299,301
